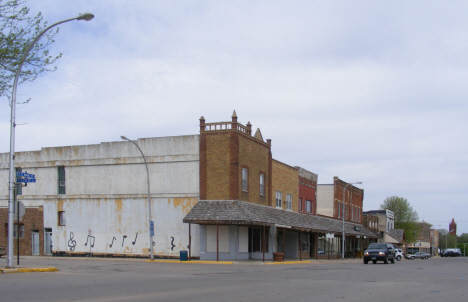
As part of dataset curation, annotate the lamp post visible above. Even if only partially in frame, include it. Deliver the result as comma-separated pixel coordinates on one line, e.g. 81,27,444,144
121,136,154,260
6,12,94,268
342,181,362,259
431,225,441,256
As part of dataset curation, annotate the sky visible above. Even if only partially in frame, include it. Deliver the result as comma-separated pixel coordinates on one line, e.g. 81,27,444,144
1,1,467,234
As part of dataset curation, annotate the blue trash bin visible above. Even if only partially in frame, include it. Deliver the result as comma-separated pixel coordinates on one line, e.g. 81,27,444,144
180,250,188,261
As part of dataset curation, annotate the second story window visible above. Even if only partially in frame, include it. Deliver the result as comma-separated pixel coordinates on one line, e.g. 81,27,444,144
259,173,265,196
241,168,248,192
276,191,282,208
299,198,302,212
58,166,66,195
286,193,292,210
306,200,312,213
338,201,341,218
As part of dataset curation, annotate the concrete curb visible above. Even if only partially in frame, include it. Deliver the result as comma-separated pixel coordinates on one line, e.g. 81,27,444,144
265,260,312,265
0,267,59,274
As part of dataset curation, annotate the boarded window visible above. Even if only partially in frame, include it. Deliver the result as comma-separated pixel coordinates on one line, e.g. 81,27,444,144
58,211,66,226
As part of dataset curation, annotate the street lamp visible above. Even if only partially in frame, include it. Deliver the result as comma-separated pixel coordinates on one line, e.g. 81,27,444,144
342,181,362,259
6,12,94,268
121,136,154,260
431,225,441,256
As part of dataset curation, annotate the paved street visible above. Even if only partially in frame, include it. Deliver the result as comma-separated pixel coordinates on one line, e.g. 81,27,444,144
1,256,467,302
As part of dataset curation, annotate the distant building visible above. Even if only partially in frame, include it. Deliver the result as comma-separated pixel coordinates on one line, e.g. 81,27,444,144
449,218,457,236
407,222,432,254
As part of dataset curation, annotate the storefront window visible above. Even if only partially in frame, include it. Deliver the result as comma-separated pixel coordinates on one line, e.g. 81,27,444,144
301,233,310,252
318,235,342,255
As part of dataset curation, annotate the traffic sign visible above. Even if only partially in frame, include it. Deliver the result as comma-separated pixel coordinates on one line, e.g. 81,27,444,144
150,221,154,237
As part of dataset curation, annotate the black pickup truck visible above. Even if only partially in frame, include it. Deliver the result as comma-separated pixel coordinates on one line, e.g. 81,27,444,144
363,243,396,264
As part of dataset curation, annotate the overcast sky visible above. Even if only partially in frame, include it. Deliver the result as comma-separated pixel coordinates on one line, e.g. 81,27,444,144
1,1,467,234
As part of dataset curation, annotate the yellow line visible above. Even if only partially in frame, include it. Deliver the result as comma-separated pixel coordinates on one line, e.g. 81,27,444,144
0,267,59,273
145,260,233,265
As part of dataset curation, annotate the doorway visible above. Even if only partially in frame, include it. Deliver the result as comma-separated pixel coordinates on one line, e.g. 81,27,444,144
44,228,52,255
32,231,40,255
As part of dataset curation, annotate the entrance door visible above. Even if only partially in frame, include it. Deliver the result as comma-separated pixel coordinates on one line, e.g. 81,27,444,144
44,229,52,255
32,231,40,255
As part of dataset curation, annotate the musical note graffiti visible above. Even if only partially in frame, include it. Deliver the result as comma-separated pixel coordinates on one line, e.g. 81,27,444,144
171,236,175,251
122,235,127,247
132,233,138,245
84,235,95,248
68,232,77,251
109,237,117,248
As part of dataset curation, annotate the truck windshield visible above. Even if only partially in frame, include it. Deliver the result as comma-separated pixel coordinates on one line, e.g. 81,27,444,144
368,244,387,249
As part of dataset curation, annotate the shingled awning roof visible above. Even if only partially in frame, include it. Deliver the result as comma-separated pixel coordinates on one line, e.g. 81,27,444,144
388,229,405,243
183,200,377,238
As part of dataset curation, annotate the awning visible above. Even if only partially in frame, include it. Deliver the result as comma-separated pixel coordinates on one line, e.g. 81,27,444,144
183,199,378,238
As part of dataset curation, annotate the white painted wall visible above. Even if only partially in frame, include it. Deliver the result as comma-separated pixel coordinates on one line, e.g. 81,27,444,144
316,184,334,217
1,135,201,257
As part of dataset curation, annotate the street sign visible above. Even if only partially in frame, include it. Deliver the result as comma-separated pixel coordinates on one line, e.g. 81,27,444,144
150,221,154,237
16,171,36,183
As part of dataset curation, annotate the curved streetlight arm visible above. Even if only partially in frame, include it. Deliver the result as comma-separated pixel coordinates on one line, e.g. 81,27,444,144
341,181,362,260
6,12,94,268
121,136,154,260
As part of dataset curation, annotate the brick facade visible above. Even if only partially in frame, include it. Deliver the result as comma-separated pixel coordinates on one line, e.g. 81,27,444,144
362,213,379,233
0,207,45,256
296,167,317,215
272,160,299,211
333,177,364,223
200,112,272,206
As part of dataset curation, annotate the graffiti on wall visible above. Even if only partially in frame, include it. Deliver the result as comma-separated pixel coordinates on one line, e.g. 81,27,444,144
109,237,117,248
84,235,95,248
68,232,77,251
132,233,138,245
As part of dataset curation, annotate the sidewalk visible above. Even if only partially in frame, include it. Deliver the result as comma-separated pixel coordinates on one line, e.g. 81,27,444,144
1,256,364,273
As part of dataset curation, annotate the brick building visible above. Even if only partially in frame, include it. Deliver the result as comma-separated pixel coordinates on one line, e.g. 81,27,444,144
185,112,377,261
407,222,432,254
317,176,364,223
0,206,46,256
449,218,457,236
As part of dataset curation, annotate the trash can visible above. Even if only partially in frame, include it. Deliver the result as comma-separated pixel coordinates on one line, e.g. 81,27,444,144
180,250,188,261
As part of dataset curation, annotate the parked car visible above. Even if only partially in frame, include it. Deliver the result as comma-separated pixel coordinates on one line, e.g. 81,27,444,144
406,252,431,260
0,246,6,257
363,243,396,264
441,248,462,257
395,248,404,261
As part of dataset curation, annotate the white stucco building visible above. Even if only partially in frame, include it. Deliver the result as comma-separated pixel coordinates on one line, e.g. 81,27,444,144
0,135,200,258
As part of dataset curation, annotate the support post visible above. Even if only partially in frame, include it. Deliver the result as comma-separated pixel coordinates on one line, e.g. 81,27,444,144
217,225,219,262
300,231,302,261
283,228,285,259
189,223,191,261
262,225,265,263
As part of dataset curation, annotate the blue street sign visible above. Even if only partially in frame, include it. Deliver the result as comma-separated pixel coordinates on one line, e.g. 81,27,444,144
16,171,36,182
150,221,154,237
